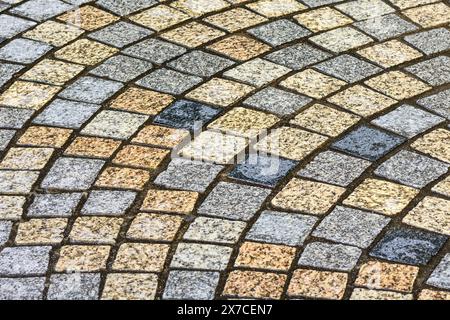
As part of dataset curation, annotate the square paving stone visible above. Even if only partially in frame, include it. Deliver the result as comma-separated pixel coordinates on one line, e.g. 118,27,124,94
298,151,371,187
55,245,111,272
207,106,279,138
0,129,15,151
417,89,450,120
223,58,290,87
0,277,45,300
129,4,189,31
404,28,450,55
418,289,450,301
97,0,158,16
235,242,296,271
88,21,153,48
183,217,246,244
27,193,82,217
312,206,391,248
54,39,118,66
57,5,119,31
160,22,225,48
433,176,450,198
0,221,12,245
110,88,174,116
47,273,101,300
354,13,417,41
254,126,328,161
332,125,405,161
10,0,71,21
0,38,52,64
372,105,444,138
123,38,186,64
357,40,422,68
22,20,84,47
0,147,54,170
355,261,419,292
197,182,270,221
163,270,220,300
0,196,25,220
153,100,221,131
403,196,450,236
246,210,318,246
229,154,298,188
204,8,267,32
313,54,381,83
411,129,450,163
171,0,230,17
137,68,202,95
81,190,136,216
246,0,306,18
223,270,286,299
0,63,24,87
0,170,39,194
427,254,450,290
20,59,84,86
351,288,412,300
82,110,148,140
113,145,168,170
207,34,270,61
405,56,450,86
70,217,120,244
272,178,345,215
127,213,183,241
287,269,348,300
366,71,431,100
41,157,105,190
141,189,198,214
186,78,255,107
291,104,360,137
244,87,312,116
32,99,100,129
154,158,224,193
0,246,51,275
0,108,34,129
299,242,362,272
309,27,373,53
95,166,150,190
370,227,447,266
65,136,121,159
112,243,169,272
294,6,352,32
15,218,67,245
17,126,72,148
327,85,397,117
58,76,123,104
132,125,189,148
90,55,153,82
335,0,395,20
168,50,235,78
265,43,331,70
171,243,232,271
178,129,245,164
344,178,419,216
402,3,450,28
0,14,36,38
101,273,158,300
247,19,311,47
375,150,449,188
0,81,61,111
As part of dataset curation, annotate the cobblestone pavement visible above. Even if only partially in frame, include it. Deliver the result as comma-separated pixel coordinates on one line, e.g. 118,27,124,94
0,0,449,300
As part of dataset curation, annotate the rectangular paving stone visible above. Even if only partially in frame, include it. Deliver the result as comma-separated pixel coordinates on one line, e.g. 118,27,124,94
141,189,198,215
58,76,123,104
0,246,51,275
351,288,412,300
357,40,422,68
161,22,225,48
197,182,270,221
375,150,449,188
235,241,296,271
20,59,84,86
0,38,52,64
404,28,450,55
0,147,54,170
23,20,84,47
101,273,158,300
246,210,318,246
265,43,331,70
0,170,39,194
0,14,36,38
299,150,371,187
81,190,136,216
294,7,353,32
313,206,391,248
309,27,373,53
247,19,311,46
0,81,61,110
169,50,235,78
89,55,153,82
137,68,202,95
57,5,119,31
10,0,72,21
15,218,67,245
110,87,174,116
127,213,183,241
88,21,153,48
403,196,450,235
41,157,105,190
223,270,286,299
405,56,450,86
163,270,220,300
129,4,189,31
123,38,186,64
206,34,270,62
112,243,169,272
183,217,246,244
203,8,267,32
411,129,450,163
0,277,45,300
55,245,111,272
353,13,417,40
54,39,118,66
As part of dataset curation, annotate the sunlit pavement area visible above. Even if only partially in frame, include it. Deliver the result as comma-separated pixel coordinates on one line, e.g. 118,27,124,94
0,0,449,300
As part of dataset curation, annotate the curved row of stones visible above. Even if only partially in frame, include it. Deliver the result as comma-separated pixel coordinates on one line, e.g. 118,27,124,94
0,0,449,300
